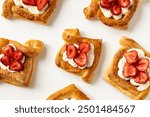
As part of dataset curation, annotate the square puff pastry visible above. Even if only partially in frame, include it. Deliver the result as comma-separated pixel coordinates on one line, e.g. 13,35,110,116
104,37,150,100
0,38,44,87
55,28,102,83
2,0,57,25
84,0,138,29
47,84,89,100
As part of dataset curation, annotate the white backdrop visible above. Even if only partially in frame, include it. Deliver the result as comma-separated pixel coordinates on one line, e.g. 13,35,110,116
0,0,150,100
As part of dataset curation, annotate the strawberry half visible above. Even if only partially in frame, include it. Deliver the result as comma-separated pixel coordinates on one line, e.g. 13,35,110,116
136,58,149,72
124,50,138,64
118,0,130,8
133,72,149,84
111,4,122,15
100,0,111,9
9,61,23,71
79,42,91,53
2,45,15,57
74,53,88,67
36,0,48,11
22,0,36,6
66,44,78,59
0,55,11,66
13,51,24,61
123,63,137,78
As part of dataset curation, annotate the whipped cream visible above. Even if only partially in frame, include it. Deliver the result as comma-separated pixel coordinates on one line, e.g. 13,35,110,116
14,0,48,15
63,44,95,69
118,48,150,91
100,0,134,20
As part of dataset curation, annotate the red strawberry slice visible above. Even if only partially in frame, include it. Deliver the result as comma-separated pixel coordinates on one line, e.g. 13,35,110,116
2,45,15,57
13,51,24,61
118,0,130,8
79,42,91,53
133,72,149,84
111,4,122,15
123,63,137,78
9,61,23,71
100,0,111,9
0,55,11,66
66,44,78,59
36,0,48,11
74,53,88,67
136,58,149,72
22,0,36,6
124,50,138,64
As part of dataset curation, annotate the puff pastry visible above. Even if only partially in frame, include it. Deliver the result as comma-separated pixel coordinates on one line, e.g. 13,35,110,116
84,0,138,29
104,37,150,100
55,28,102,83
0,37,44,87
2,0,57,25
47,84,89,100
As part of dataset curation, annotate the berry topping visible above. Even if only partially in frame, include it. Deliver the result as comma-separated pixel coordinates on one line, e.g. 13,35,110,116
74,53,88,67
13,51,24,61
111,5,122,15
124,50,138,64
100,0,111,9
136,58,149,72
133,72,149,84
36,0,48,11
66,44,78,59
22,0,36,6
79,42,91,53
2,45,15,57
9,61,23,72
0,55,11,66
118,0,130,8
123,63,137,78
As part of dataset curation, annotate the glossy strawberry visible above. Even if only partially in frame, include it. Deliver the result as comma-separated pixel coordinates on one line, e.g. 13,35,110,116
74,53,88,67
9,61,23,72
136,58,149,72
36,0,48,11
123,63,137,78
79,42,91,53
22,0,36,6
124,50,138,64
0,55,11,66
66,44,78,59
2,45,15,57
100,0,111,9
133,72,149,84
111,5,122,15
118,0,130,8
13,51,24,61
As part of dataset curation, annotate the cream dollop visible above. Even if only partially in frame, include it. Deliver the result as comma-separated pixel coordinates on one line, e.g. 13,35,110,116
117,48,150,91
14,0,48,15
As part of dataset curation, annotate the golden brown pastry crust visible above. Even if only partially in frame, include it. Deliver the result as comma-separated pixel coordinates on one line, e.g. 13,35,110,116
55,28,102,83
0,37,44,87
104,37,150,100
2,0,57,25
84,0,138,29
47,84,89,100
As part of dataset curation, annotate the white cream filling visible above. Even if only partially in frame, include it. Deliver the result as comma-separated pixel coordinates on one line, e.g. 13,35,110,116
117,48,150,91
63,44,95,69
100,0,134,20
14,0,48,15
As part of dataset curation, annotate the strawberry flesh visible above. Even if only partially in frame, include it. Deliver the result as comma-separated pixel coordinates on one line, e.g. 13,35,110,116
124,50,138,64
100,0,111,9
79,42,90,53
22,0,36,6
2,45,15,57
13,51,24,61
36,0,48,11
136,58,149,72
0,55,11,66
66,44,78,59
118,0,130,8
9,61,23,72
111,4,122,15
133,72,149,84
74,53,88,67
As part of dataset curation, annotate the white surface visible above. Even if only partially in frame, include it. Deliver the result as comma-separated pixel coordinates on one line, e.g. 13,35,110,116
0,0,150,100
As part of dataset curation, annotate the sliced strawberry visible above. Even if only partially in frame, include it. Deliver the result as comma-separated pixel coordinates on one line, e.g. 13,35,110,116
0,55,11,66
66,44,78,59
100,0,111,9
124,50,138,64
108,0,117,3
74,53,88,67
2,45,15,57
13,51,24,61
79,42,91,53
9,61,23,72
118,0,130,8
111,4,122,15
36,0,48,11
133,72,149,84
22,0,36,6
136,58,149,72
123,63,137,78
